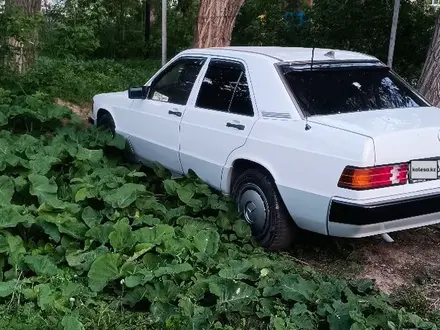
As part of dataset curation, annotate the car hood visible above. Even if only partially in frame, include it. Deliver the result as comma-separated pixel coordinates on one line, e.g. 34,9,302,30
309,107,440,164
93,91,127,102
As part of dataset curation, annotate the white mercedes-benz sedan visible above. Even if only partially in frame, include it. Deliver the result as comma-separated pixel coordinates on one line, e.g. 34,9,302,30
90,46,440,251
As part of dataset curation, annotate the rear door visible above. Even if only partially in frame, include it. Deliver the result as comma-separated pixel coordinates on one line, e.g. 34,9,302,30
179,58,258,190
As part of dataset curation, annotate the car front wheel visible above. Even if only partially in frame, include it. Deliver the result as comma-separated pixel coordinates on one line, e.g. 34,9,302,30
231,168,297,251
97,112,116,135
97,112,136,163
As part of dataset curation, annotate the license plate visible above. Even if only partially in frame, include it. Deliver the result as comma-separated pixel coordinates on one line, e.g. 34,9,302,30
410,160,439,181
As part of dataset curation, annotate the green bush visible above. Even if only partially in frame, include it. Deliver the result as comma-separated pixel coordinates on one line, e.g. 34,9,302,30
1,57,160,104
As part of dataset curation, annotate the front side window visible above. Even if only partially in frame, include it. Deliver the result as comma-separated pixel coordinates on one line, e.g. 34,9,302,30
280,65,427,116
196,59,254,116
148,57,206,106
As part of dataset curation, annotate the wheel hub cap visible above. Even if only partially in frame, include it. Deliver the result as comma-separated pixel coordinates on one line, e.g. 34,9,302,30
239,187,267,232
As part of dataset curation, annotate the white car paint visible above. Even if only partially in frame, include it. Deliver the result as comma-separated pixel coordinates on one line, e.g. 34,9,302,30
91,46,440,240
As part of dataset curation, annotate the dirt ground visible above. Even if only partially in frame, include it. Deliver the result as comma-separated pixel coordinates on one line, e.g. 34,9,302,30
291,225,440,310
58,99,440,310
55,99,91,122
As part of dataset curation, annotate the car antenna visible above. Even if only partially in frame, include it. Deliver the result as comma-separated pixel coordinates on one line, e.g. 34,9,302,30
310,47,315,71
304,47,315,131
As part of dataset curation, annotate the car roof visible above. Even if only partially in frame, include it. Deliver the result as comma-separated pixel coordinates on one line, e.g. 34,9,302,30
182,46,378,63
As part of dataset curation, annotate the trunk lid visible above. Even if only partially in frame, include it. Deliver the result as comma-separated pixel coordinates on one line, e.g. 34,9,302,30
309,107,440,164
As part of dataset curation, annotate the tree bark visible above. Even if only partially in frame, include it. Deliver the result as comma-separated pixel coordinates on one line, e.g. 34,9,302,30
6,0,41,73
419,15,440,106
194,0,247,48
12,0,41,14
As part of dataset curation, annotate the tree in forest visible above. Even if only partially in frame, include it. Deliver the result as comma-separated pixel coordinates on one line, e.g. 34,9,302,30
194,0,247,48
4,0,42,73
419,14,440,106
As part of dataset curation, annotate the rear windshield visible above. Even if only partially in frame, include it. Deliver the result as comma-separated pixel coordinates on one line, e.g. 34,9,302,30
280,65,427,116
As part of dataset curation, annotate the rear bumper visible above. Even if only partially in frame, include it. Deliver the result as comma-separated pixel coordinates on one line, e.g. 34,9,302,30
328,192,440,237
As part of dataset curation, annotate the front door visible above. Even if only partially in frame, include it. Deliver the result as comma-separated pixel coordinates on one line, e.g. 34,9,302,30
128,56,207,173
179,58,257,190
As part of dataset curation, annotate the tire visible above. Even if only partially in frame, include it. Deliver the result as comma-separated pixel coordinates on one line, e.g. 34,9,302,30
231,168,297,251
97,112,136,163
97,112,116,135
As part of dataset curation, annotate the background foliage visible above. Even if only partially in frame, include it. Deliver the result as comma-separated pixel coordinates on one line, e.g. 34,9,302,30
1,0,438,90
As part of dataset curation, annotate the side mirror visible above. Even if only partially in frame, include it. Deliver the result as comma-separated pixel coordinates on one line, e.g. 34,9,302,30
128,86,149,99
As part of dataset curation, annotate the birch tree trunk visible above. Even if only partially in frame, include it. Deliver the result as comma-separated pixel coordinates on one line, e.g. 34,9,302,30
418,15,440,107
194,0,246,48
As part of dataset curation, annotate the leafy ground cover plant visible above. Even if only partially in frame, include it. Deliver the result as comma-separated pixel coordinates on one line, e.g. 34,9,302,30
0,88,438,330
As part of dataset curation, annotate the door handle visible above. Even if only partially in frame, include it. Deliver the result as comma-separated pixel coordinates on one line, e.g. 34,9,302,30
226,122,245,130
168,110,182,117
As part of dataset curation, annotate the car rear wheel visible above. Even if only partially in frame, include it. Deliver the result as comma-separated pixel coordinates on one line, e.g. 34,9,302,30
231,168,297,251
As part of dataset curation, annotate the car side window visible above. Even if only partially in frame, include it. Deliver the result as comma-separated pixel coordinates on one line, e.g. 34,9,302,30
195,59,254,116
148,57,206,106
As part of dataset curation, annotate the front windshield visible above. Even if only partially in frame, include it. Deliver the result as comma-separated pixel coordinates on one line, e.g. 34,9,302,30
280,65,427,116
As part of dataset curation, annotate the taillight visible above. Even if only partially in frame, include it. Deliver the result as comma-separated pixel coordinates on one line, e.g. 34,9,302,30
338,163,408,190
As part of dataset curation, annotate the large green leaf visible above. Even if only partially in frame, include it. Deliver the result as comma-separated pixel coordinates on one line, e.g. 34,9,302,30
6,234,26,267
176,183,196,204
28,174,58,203
66,246,109,272
193,230,220,257
132,214,161,227
37,284,55,311
28,156,60,175
85,222,114,244
62,315,85,330
103,183,147,208
209,277,260,312
163,179,180,195
107,134,126,150
36,218,61,242
24,255,59,276
41,213,88,240
74,186,98,202
134,224,175,245
135,197,167,215
109,218,137,252
75,147,104,163
0,175,14,204
0,111,7,127
81,206,102,228
0,279,17,298
154,262,193,278
218,259,253,280
263,274,318,304
0,205,35,229
88,253,122,292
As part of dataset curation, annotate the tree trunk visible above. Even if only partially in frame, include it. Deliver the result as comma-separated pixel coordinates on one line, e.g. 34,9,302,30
419,15,440,106
6,0,41,73
12,0,41,14
194,0,246,48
